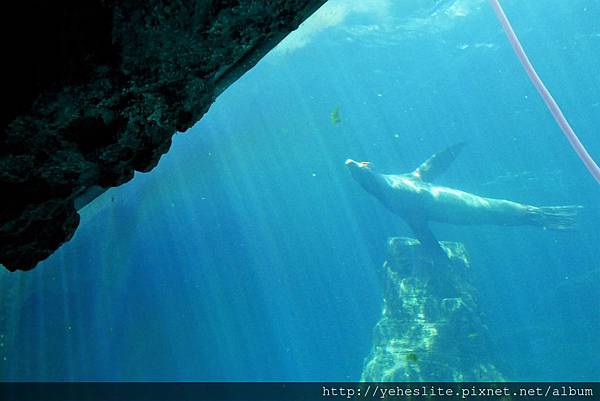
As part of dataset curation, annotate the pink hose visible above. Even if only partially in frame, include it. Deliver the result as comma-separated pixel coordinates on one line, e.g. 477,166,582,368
490,0,600,184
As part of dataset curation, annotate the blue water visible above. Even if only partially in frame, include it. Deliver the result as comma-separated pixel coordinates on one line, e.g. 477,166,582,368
1,0,599,381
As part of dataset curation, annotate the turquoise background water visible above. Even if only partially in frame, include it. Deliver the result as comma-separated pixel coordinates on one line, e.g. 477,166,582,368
1,0,598,381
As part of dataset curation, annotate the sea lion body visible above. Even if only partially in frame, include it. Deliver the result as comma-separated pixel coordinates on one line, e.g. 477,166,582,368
378,173,531,226
346,143,581,253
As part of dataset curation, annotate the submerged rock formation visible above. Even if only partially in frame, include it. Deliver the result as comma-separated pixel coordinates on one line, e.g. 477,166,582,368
0,0,326,271
361,237,504,382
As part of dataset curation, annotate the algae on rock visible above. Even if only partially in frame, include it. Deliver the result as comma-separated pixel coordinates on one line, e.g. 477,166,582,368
361,237,504,382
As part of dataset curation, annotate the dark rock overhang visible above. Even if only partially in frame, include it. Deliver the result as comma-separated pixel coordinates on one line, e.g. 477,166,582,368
1,0,326,271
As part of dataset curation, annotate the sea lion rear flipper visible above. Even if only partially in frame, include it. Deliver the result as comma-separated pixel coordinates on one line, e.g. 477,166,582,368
407,220,448,262
412,142,466,182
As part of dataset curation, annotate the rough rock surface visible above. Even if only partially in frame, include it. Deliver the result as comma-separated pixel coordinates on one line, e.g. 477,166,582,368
0,0,325,271
361,237,504,382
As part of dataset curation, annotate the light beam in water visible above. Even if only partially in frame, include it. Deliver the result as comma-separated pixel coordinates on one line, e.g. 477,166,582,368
490,0,600,184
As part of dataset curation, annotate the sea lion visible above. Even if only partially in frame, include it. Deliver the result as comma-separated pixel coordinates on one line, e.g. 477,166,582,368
346,143,582,256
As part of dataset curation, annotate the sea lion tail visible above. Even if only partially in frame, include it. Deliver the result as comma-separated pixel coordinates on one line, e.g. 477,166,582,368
529,205,583,230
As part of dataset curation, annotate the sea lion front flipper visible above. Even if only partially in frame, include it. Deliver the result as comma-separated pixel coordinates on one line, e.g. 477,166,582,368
412,142,466,182
406,220,448,262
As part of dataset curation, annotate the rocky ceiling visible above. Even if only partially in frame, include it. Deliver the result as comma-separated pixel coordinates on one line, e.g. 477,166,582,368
1,0,326,271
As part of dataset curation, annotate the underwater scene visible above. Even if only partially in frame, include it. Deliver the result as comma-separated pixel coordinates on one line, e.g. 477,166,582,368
1,0,599,382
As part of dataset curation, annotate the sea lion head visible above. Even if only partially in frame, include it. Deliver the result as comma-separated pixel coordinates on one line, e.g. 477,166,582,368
345,159,381,194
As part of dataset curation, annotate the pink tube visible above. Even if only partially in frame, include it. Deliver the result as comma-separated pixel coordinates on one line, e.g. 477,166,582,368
490,0,600,184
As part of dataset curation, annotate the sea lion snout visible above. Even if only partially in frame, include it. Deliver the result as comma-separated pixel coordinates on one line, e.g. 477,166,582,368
345,159,371,169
